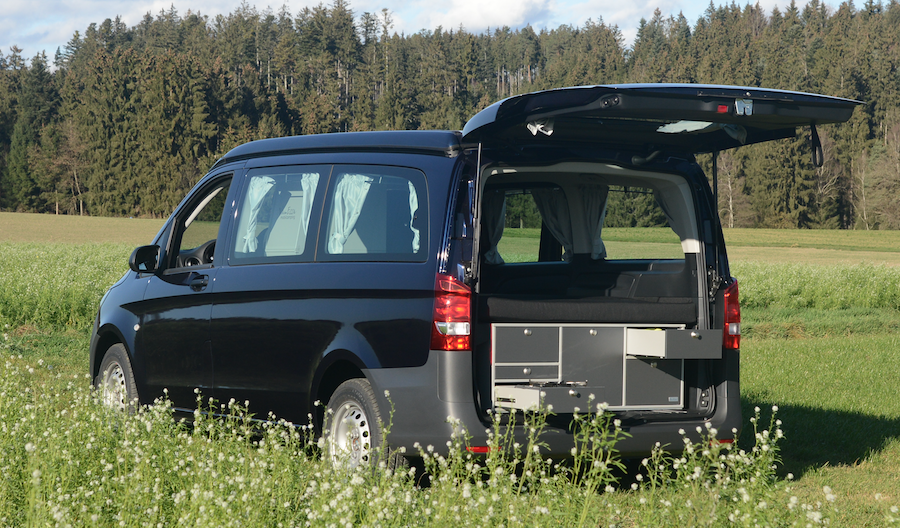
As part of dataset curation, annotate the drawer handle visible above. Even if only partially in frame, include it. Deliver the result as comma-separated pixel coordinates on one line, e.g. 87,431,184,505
524,329,532,336
523,367,532,376
691,331,701,339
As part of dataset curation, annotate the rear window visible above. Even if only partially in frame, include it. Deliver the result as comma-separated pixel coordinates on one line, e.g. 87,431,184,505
600,185,684,260
491,183,685,263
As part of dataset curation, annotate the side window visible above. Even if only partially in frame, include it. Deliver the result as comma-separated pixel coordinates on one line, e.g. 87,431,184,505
170,177,232,269
231,167,326,264
322,166,427,262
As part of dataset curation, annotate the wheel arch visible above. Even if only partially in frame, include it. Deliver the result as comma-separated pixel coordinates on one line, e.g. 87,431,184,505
311,351,368,428
90,324,131,381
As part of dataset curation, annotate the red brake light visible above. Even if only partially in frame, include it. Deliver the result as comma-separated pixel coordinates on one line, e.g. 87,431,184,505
717,104,729,113
431,274,472,351
466,446,497,453
723,279,741,350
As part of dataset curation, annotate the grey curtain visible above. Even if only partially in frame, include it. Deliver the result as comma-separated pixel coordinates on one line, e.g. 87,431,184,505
580,184,610,260
481,190,507,264
531,188,574,261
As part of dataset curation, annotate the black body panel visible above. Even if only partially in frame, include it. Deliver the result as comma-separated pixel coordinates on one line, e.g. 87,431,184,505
136,270,216,409
209,262,435,422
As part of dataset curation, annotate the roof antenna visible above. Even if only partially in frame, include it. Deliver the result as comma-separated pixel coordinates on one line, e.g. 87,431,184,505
810,124,824,167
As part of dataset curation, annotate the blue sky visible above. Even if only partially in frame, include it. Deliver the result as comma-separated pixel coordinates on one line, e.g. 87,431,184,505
3,0,821,63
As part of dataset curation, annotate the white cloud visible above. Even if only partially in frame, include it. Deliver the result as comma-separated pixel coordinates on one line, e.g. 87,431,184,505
407,0,557,33
562,0,712,35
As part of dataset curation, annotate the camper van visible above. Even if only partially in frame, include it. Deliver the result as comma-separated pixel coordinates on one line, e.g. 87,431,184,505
91,84,860,466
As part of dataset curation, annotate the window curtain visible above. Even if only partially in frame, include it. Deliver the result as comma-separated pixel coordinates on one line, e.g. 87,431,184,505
531,188,574,261
265,173,321,255
481,189,507,265
580,184,610,260
653,188,688,241
408,181,420,253
240,176,276,252
328,174,373,254
297,174,320,247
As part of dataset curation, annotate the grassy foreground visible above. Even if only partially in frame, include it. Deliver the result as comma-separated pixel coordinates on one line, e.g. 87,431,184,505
2,216,900,524
0,347,860,527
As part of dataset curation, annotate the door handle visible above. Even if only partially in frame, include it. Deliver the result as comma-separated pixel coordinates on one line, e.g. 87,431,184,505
190,275,209,291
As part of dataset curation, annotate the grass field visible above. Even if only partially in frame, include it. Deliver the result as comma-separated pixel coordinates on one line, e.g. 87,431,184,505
0,211,165,246
2,212,900,525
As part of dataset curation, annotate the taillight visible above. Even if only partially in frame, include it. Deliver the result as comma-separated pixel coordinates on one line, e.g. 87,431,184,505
431,274,471,351
723,279,741,350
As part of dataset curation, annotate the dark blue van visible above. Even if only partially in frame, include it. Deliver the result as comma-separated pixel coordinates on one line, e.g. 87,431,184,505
91,84,860,466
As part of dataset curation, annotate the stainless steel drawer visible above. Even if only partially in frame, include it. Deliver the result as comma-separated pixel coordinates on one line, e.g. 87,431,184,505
493,326,560,363
625,328,721,359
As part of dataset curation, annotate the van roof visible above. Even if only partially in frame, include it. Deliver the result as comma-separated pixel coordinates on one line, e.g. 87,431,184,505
212,130,463,170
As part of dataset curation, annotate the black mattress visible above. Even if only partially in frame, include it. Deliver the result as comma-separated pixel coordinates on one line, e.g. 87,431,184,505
479,295,697,324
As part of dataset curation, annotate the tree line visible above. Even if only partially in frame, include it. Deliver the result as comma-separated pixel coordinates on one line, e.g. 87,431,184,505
1,0,899,228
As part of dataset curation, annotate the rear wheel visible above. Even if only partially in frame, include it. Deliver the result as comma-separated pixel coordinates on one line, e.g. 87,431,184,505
95,344,139,413
325,378,384,468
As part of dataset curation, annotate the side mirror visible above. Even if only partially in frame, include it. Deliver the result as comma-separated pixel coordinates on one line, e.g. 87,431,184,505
129,245,161,273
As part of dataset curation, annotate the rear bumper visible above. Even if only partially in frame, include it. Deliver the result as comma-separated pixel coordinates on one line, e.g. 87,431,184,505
365,350,740,458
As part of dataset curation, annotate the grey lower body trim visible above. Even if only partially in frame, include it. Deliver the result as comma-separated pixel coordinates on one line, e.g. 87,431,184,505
364,349,741,457
365,350,488,452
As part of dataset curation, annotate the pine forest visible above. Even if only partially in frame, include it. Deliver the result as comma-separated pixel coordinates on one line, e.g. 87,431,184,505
1,0,899,229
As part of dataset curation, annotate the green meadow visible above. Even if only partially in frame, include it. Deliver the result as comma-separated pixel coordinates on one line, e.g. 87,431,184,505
1,214,900,525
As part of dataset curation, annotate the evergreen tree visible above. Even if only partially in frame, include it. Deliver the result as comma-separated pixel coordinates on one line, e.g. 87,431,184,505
0,47,25,208
4,52,58,211
744,135,819,227
604,187,669,228
505,193,542,229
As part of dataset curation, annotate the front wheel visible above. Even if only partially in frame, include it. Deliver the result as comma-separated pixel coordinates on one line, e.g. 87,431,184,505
95,343,139,413
325,378,385,468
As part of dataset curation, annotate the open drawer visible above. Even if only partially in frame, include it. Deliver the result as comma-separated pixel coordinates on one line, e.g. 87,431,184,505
625,328,721,359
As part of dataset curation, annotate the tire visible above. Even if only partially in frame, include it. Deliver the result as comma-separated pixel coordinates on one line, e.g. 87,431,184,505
95,343,140,413
325,378,385,469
